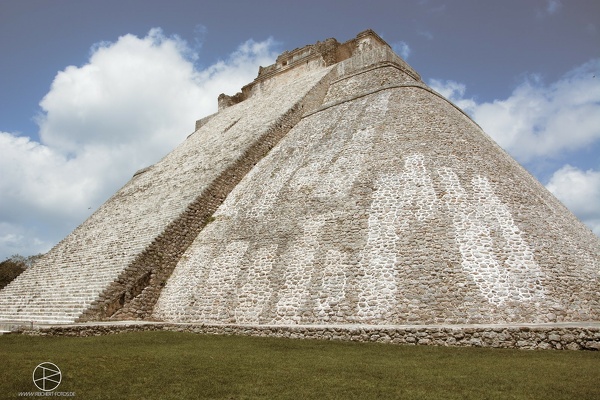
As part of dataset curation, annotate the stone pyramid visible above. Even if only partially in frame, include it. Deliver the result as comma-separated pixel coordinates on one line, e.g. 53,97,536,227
0,30,598,327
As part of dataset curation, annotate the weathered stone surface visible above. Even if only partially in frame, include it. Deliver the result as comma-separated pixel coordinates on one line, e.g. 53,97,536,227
154,33,599,327
0,30,598,349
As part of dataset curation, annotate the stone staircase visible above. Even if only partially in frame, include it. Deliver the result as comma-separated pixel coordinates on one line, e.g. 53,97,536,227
0,48,339,324
0,266,117,324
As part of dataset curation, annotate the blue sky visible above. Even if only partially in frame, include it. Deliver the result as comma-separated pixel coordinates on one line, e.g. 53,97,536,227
0,0,599,260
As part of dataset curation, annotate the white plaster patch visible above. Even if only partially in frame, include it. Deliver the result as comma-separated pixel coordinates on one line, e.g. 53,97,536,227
313,128,371,198
195,240,249,322
356,172,400,321
315,249,348,320
313,91,391,198
285,91,388,199
287,102,357,194
357,153,437,321
397,153,438,225
471,176,546,300
235,244,277,324
273,215,326,324
366,89,391,113
439,168,545,305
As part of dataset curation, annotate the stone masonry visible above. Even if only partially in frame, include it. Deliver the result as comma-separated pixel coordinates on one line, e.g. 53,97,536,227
153,32,600,326
0,31,598,349
19,322,600,351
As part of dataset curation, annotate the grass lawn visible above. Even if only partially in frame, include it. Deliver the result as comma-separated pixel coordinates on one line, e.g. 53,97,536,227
1,331,599,399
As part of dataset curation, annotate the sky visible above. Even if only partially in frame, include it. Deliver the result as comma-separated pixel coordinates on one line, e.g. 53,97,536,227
0,0,599,260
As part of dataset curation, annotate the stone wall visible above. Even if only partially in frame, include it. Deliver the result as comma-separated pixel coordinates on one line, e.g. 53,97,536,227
20,323,600,351
153,54,600,326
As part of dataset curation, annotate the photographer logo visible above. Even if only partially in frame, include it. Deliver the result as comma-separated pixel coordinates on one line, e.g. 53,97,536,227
32,362,62,391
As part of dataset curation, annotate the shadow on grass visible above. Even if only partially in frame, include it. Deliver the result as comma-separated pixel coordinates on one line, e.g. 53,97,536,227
1,331,599,399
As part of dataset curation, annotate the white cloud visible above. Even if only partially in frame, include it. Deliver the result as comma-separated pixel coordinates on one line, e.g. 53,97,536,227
431,59,600,163
0,28,278,259
546,165,600,235
392,41,411,59
428,79,477,114
546,0,562,14
193,24,208,50
546,0,562,15
536,0,562,18
416,0,446,13
475,61,600,162
418,30,434,40
0,222,49,260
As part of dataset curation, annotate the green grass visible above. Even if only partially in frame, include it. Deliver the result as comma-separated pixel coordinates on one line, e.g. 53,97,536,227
1,331,599,399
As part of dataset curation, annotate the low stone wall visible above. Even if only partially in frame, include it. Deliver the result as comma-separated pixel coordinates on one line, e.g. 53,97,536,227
19,323,600,351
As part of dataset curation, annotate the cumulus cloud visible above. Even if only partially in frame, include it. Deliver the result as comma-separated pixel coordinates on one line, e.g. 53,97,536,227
429,59,600,236
392,41,411,59
431,59,600,163
546,165,600,235
0,28,278,259
475,61,600,162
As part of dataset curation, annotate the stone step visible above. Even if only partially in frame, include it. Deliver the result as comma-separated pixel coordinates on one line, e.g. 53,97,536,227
0,313,79,320
0,306,92,312
1,290,96,295
0,296,98,301
0,309,86,316
0,309,84,315
0,311,77,316
0,293,101,298
0,314,75,320
1,282,111,289
0,317,75,325
0,302,95,309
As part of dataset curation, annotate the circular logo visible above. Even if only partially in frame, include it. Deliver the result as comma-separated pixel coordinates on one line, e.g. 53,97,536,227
33,362,62,392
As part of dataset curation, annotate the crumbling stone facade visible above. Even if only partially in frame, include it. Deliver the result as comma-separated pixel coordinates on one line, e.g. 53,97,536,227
0,31,598,349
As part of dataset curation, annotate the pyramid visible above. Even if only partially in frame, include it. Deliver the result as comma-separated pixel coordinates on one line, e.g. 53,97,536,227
0,30,598,328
